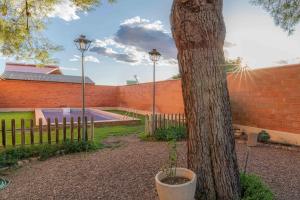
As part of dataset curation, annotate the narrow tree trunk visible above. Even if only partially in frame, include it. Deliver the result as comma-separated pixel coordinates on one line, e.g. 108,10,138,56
170,0,241,199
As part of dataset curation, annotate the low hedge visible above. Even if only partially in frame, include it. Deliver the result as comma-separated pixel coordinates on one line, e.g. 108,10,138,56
0,140,97,168
241,173,274,200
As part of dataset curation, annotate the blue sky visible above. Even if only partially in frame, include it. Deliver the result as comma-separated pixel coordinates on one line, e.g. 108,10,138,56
1,0,300,85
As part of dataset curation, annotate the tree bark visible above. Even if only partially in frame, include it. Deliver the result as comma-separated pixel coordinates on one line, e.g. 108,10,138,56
170,0,241,199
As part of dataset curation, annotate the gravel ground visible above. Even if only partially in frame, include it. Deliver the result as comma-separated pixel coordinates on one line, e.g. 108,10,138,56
0,135,299,200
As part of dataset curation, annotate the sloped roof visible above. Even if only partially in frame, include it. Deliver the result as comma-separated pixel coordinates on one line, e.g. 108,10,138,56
1,71,94,84
5,63,62,75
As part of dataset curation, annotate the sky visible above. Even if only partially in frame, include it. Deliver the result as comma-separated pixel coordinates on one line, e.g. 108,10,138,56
1,0,300,85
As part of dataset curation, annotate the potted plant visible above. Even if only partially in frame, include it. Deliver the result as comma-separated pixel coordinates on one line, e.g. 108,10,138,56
155,138,197,200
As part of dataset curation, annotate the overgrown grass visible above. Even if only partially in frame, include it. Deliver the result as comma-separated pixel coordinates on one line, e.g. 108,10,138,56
241,173,274,200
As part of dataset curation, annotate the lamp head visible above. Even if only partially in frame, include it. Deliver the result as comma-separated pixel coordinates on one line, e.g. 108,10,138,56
149,49,161,62
74,35,92,52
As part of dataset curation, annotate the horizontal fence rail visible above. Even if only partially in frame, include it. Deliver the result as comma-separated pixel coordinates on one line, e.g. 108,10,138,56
0,117,94,148
145,113,186,135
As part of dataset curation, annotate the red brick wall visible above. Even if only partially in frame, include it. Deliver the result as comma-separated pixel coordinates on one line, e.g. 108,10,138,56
0,80,118,108
118,65,300,134
228,64,300,134
118,80,184,114
1,64,300,134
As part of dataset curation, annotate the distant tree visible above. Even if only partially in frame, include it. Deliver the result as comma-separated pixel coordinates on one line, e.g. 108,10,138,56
251,0,300,34
0,0,114,64
171,57,242,79
171,73,181,79
225,57,242,72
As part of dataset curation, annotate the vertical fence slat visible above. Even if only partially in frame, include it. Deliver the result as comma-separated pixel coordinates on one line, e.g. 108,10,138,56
163,114,166,129
155,114,158,131
158,114,162,128
21,119,25,146
70,117,74,142
167,114,169,128
77,117,81,141
1,120,6,148
30,119,34,145
39,118,43,144
63,117,67,142
149,114,152,135
55,118,59,144
172,114,175,127
145,115,149,135
47,118,51,144
85,116,88,141
11,119,16,146
178,114,181,127
91,117,94,141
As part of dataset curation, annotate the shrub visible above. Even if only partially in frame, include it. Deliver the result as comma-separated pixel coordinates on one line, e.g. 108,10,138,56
154,126,186,141
258,130,270,143
0,140,98,167
38,144,62,161
241,173,274,200
63,139,97,154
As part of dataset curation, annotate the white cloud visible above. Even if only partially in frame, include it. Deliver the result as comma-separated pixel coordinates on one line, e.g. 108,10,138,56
69,55,100,63
91,17,177,66
274,57,300,65
48,0,80,21
60,67,79,71
85,56,100,63
91,16,235,67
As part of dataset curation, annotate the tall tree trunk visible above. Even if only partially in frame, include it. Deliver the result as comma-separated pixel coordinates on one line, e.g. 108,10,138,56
170,0,241,199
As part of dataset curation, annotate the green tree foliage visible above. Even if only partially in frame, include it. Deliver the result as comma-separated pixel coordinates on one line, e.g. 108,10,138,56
225,57,242,73
251,0,300,34
171,57,243,79
0,0,114,64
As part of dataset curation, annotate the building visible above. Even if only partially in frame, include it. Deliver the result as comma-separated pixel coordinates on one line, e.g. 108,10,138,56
1,63,94,84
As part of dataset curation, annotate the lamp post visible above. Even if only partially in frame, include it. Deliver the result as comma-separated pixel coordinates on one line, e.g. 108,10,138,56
74,35,92,141
149,49,161,135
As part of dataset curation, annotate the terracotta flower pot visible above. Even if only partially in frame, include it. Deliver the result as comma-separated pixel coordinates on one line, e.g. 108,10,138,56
155,168,197,200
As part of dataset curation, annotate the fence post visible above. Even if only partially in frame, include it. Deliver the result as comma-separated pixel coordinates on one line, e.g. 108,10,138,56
77,117,81,141
47,118,51,144
55,118,59,144
11,119,16,146
30,119,34,145
63,117,67,142
1,120,6,148
91,117,94,141
70,117,74,143
21,119,25,146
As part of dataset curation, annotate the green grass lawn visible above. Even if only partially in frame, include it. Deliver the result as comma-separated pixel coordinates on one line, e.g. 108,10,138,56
0,112,34,129
0,110,145,149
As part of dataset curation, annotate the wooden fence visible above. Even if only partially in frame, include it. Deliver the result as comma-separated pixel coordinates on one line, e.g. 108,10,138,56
145,113,186,135
0,117,94,148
